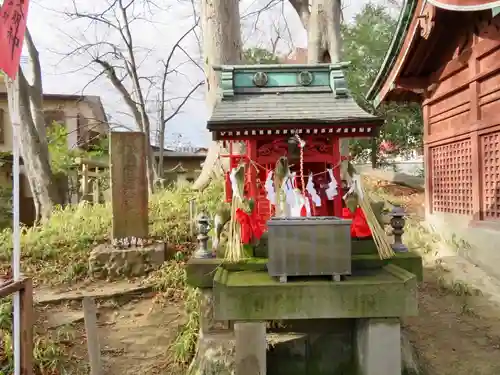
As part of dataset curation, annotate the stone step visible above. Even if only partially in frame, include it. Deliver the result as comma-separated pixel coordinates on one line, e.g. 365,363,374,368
35,280,154,305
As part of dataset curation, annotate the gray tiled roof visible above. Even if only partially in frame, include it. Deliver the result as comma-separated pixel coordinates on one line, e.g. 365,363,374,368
208,93,380,125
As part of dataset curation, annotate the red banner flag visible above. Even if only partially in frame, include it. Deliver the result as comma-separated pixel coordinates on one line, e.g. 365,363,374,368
0,0,30,79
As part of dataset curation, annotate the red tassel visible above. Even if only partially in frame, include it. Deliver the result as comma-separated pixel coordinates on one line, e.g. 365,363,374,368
225,173,232,202
341,207,372,238
250,209,264,240
352,208,372,238
300,204,307,217
235,209,253,244
235,208,264,244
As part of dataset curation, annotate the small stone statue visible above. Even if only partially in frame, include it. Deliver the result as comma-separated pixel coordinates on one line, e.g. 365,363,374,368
194,212,214,258
390,206,408,252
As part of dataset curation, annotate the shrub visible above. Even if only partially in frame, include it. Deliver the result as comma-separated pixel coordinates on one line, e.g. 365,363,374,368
0,181,223,285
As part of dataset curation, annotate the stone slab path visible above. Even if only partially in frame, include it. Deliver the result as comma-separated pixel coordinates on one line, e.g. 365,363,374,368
35,280,154,304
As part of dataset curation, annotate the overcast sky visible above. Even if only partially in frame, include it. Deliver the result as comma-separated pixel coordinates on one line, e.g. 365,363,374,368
25,0,399,147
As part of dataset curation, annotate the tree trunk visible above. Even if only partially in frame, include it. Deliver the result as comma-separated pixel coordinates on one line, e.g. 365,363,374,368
307,0,342,64
25,30,48,152
157,124,165,178
6,70,62,222
305,0,348,178
192,0,242,191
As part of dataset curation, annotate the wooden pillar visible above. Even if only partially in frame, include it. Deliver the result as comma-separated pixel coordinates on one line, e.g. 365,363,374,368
83,297,102,375
470,46,482,221
247,140,258,201
20,278,33,375
81,163,89,202
423,105,432,217
471,132,482,221
333,137,342,217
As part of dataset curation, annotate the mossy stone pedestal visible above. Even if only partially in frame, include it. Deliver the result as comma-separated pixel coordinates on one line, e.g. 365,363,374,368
186,246,422,375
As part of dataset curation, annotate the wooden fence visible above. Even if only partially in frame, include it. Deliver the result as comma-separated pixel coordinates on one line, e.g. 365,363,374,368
0,277,33,375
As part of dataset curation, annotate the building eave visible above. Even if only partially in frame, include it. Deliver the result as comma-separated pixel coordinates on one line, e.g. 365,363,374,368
366,0,419,104
0,92,109,132
427,0,500,11
81,96,108,131
366,0,500,107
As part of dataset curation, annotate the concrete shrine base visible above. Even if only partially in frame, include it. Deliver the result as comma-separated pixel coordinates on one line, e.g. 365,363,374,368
186,256,421,375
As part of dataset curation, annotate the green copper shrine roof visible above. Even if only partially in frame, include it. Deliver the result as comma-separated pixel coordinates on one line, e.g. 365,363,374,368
207,63,382,128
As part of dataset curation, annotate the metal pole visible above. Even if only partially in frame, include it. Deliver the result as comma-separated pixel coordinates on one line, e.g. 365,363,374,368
8,75,22,375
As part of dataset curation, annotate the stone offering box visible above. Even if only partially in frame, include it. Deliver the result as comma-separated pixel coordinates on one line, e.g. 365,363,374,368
267,217,352,282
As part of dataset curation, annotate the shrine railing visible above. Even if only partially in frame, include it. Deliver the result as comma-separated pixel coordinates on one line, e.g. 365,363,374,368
0,277,34,375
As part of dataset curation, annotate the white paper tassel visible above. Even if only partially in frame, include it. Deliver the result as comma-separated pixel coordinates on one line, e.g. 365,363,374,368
229,168,240,199
306,172,321,207
264,170,276,205
304,196,312,216
352,174,363,199
283,172,296,208
325,168,338,200
290,189,307,217
343,174,362,201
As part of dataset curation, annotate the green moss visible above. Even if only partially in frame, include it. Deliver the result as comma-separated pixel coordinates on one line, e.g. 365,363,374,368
186,257,270,288
352,251,423,281
351,239,379,255
186,258,222,288
222,257,267,272
186,251,423,289
213,265,417,320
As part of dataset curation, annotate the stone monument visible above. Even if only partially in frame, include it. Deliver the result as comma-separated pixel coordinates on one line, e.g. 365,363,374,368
89,132,166,279
110,132,149,242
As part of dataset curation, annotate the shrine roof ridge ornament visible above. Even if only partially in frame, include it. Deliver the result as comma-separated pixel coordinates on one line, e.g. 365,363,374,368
213,62,351,98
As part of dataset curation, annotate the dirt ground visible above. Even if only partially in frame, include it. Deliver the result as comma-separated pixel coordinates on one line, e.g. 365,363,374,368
366,177,500,375
98,298,184,374
405,271,500,375
35,285,186,375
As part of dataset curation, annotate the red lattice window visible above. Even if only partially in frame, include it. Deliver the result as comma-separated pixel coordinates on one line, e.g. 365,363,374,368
481,132,500,220
430,140,473,215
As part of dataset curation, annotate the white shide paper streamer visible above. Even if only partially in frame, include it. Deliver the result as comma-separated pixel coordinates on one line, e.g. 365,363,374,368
325,168,338,200
306,172,321,207
264,170,276,205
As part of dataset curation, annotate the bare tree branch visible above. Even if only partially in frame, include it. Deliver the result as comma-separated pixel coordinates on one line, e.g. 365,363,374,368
64,0,203,190
94,58,144,131
156,19,200,177
163,81,203,124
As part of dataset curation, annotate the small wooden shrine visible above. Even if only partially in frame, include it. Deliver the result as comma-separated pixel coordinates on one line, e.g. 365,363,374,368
208,63,384,226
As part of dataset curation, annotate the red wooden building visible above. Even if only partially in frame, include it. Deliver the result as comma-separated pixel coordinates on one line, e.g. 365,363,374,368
367,0,500,277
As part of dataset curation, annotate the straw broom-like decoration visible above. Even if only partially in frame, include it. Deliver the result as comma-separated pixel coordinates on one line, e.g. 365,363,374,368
274,156,289,217
346,162,395,260
225,163,246,262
